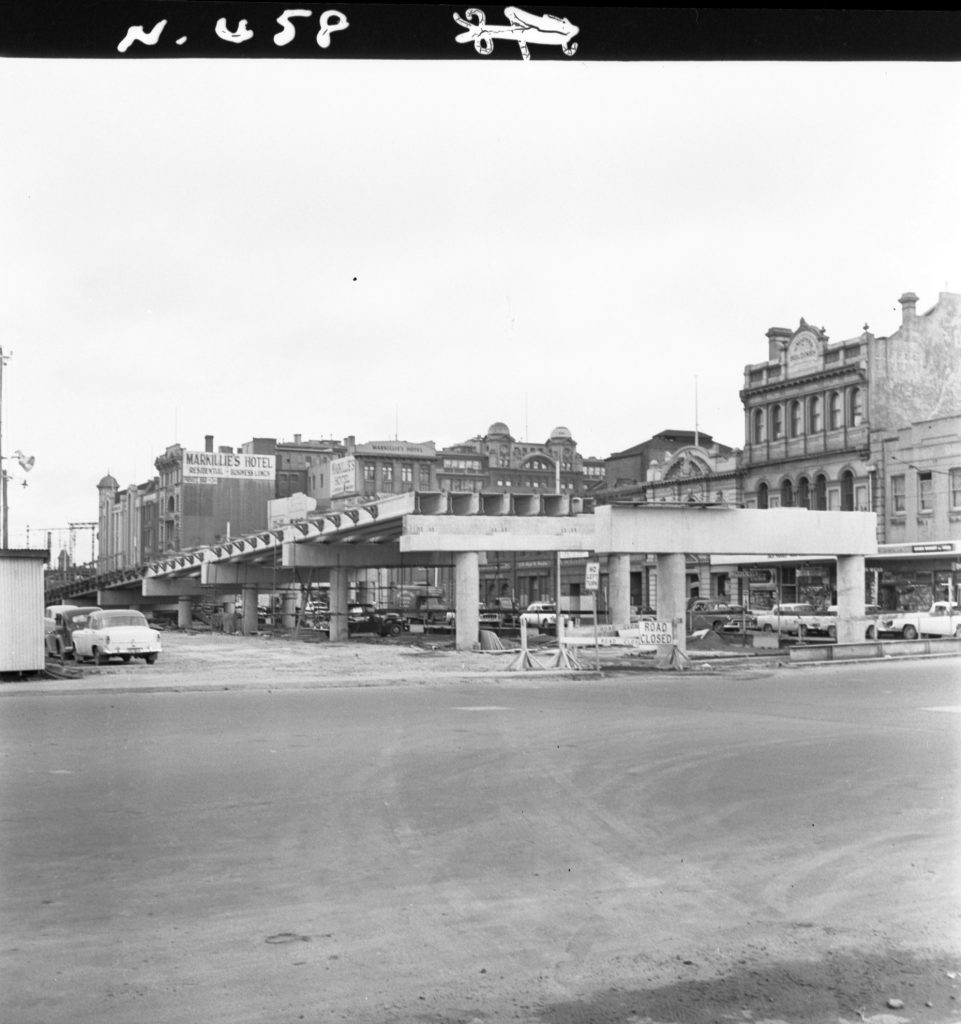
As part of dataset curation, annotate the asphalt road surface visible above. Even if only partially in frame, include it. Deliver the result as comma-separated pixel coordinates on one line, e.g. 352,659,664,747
2,657,959,1024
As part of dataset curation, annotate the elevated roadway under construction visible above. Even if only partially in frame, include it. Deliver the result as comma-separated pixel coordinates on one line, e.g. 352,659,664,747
45,492,878,651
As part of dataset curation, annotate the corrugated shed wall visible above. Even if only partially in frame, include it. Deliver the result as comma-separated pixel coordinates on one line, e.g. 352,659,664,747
0,555,45,671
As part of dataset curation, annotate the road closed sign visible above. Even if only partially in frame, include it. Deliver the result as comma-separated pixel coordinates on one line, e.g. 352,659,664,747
632,620,675,645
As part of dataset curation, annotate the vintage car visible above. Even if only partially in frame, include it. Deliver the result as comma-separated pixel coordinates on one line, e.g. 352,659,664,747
754,603,833,637
686,598,754,633
876,601,961,640
45,606,101,659
73,609,162,665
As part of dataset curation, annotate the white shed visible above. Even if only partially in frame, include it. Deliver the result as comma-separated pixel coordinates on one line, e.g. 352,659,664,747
0,549,49,673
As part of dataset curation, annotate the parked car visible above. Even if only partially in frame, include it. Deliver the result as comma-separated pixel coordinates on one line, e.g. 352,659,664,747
45,606,101,659
73,609,162,665
876,601,961,640
754,603,831,637
686,598,753,633
519,602,560,629
345,604,410,637
823,604,883,639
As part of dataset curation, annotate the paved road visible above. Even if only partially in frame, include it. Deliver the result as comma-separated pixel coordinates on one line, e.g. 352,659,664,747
2,659,959,1024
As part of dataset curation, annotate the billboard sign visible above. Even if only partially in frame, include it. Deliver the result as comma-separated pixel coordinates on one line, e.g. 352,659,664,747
330,456,357,496
183,450,275,483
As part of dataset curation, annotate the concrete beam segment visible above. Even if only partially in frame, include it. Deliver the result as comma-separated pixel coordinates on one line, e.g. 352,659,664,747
836,555,866,645
594,506,877,556
454,551,480,652
607,554,632,630
201,563,297,587
655,552,688,654
400,515,596,553
96,588,142,607
142,578,208,598
329,567,349,643
281,542,457,571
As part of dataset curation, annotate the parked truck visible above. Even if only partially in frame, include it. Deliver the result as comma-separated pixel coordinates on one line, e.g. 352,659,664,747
876,602,961,640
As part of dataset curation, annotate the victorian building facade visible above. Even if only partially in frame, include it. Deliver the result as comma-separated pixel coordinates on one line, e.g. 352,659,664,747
737,290,961,610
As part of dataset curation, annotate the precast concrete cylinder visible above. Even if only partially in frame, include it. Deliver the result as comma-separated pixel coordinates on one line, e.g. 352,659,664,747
836,555,866,645
454,551,480,652
607,553,632,629
655,552,687,653
329,567,349,643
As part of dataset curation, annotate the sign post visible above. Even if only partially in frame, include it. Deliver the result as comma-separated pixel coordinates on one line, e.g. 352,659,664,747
585,559,600,669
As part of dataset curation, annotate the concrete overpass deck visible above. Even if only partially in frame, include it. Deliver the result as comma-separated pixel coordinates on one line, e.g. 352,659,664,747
45,495,878,650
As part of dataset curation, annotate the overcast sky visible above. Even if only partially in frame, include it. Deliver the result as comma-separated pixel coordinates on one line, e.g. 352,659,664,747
1,55,959,551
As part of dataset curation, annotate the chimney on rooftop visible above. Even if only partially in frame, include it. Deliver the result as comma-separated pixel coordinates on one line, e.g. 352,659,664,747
899,291,919,326
294,434,302,444
205,435,214,452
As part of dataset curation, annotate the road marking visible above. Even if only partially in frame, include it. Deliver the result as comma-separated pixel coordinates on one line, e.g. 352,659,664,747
453,706,511,712
921,706,961,713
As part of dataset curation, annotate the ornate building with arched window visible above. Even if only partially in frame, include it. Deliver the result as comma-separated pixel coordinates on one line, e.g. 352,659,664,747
739,289,961,610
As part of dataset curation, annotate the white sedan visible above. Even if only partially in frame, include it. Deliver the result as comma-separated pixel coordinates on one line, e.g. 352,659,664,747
73,609,162,665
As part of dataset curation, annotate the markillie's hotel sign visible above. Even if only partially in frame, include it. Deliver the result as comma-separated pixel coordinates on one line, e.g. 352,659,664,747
182,450,275,484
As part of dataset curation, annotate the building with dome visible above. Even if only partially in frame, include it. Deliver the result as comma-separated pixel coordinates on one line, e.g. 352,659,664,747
437,421,606,496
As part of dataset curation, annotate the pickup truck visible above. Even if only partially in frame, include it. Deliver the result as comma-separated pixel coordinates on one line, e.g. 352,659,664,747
877,602,961,640
754,603,833,637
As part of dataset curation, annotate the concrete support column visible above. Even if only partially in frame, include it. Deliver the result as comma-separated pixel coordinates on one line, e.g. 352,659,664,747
329,567,349,643
177,596,192,630
607,553,632,630
836,554,865,645
655,552,688,654
242,585,258,635
282,590,298,630
454,551,480,652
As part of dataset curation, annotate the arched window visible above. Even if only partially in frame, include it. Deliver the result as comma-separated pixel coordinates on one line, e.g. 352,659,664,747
809,396,822,433
829,391,842,430
757,482,769,509
790,400,802,438
780,479,794,507
797,476,811,509
753,408,766,444
849,386,863,426
771,404,783,440
841,469,855,511
814,473,827,511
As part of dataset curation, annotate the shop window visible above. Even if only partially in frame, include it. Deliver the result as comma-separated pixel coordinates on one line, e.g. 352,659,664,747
771,405,783,440
790,400,802,438
849,386,863,426
951,468,961,509
809,396,822,432
891,474,905,514
753,408,766,444
829,392,842,430
918,471,933,512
